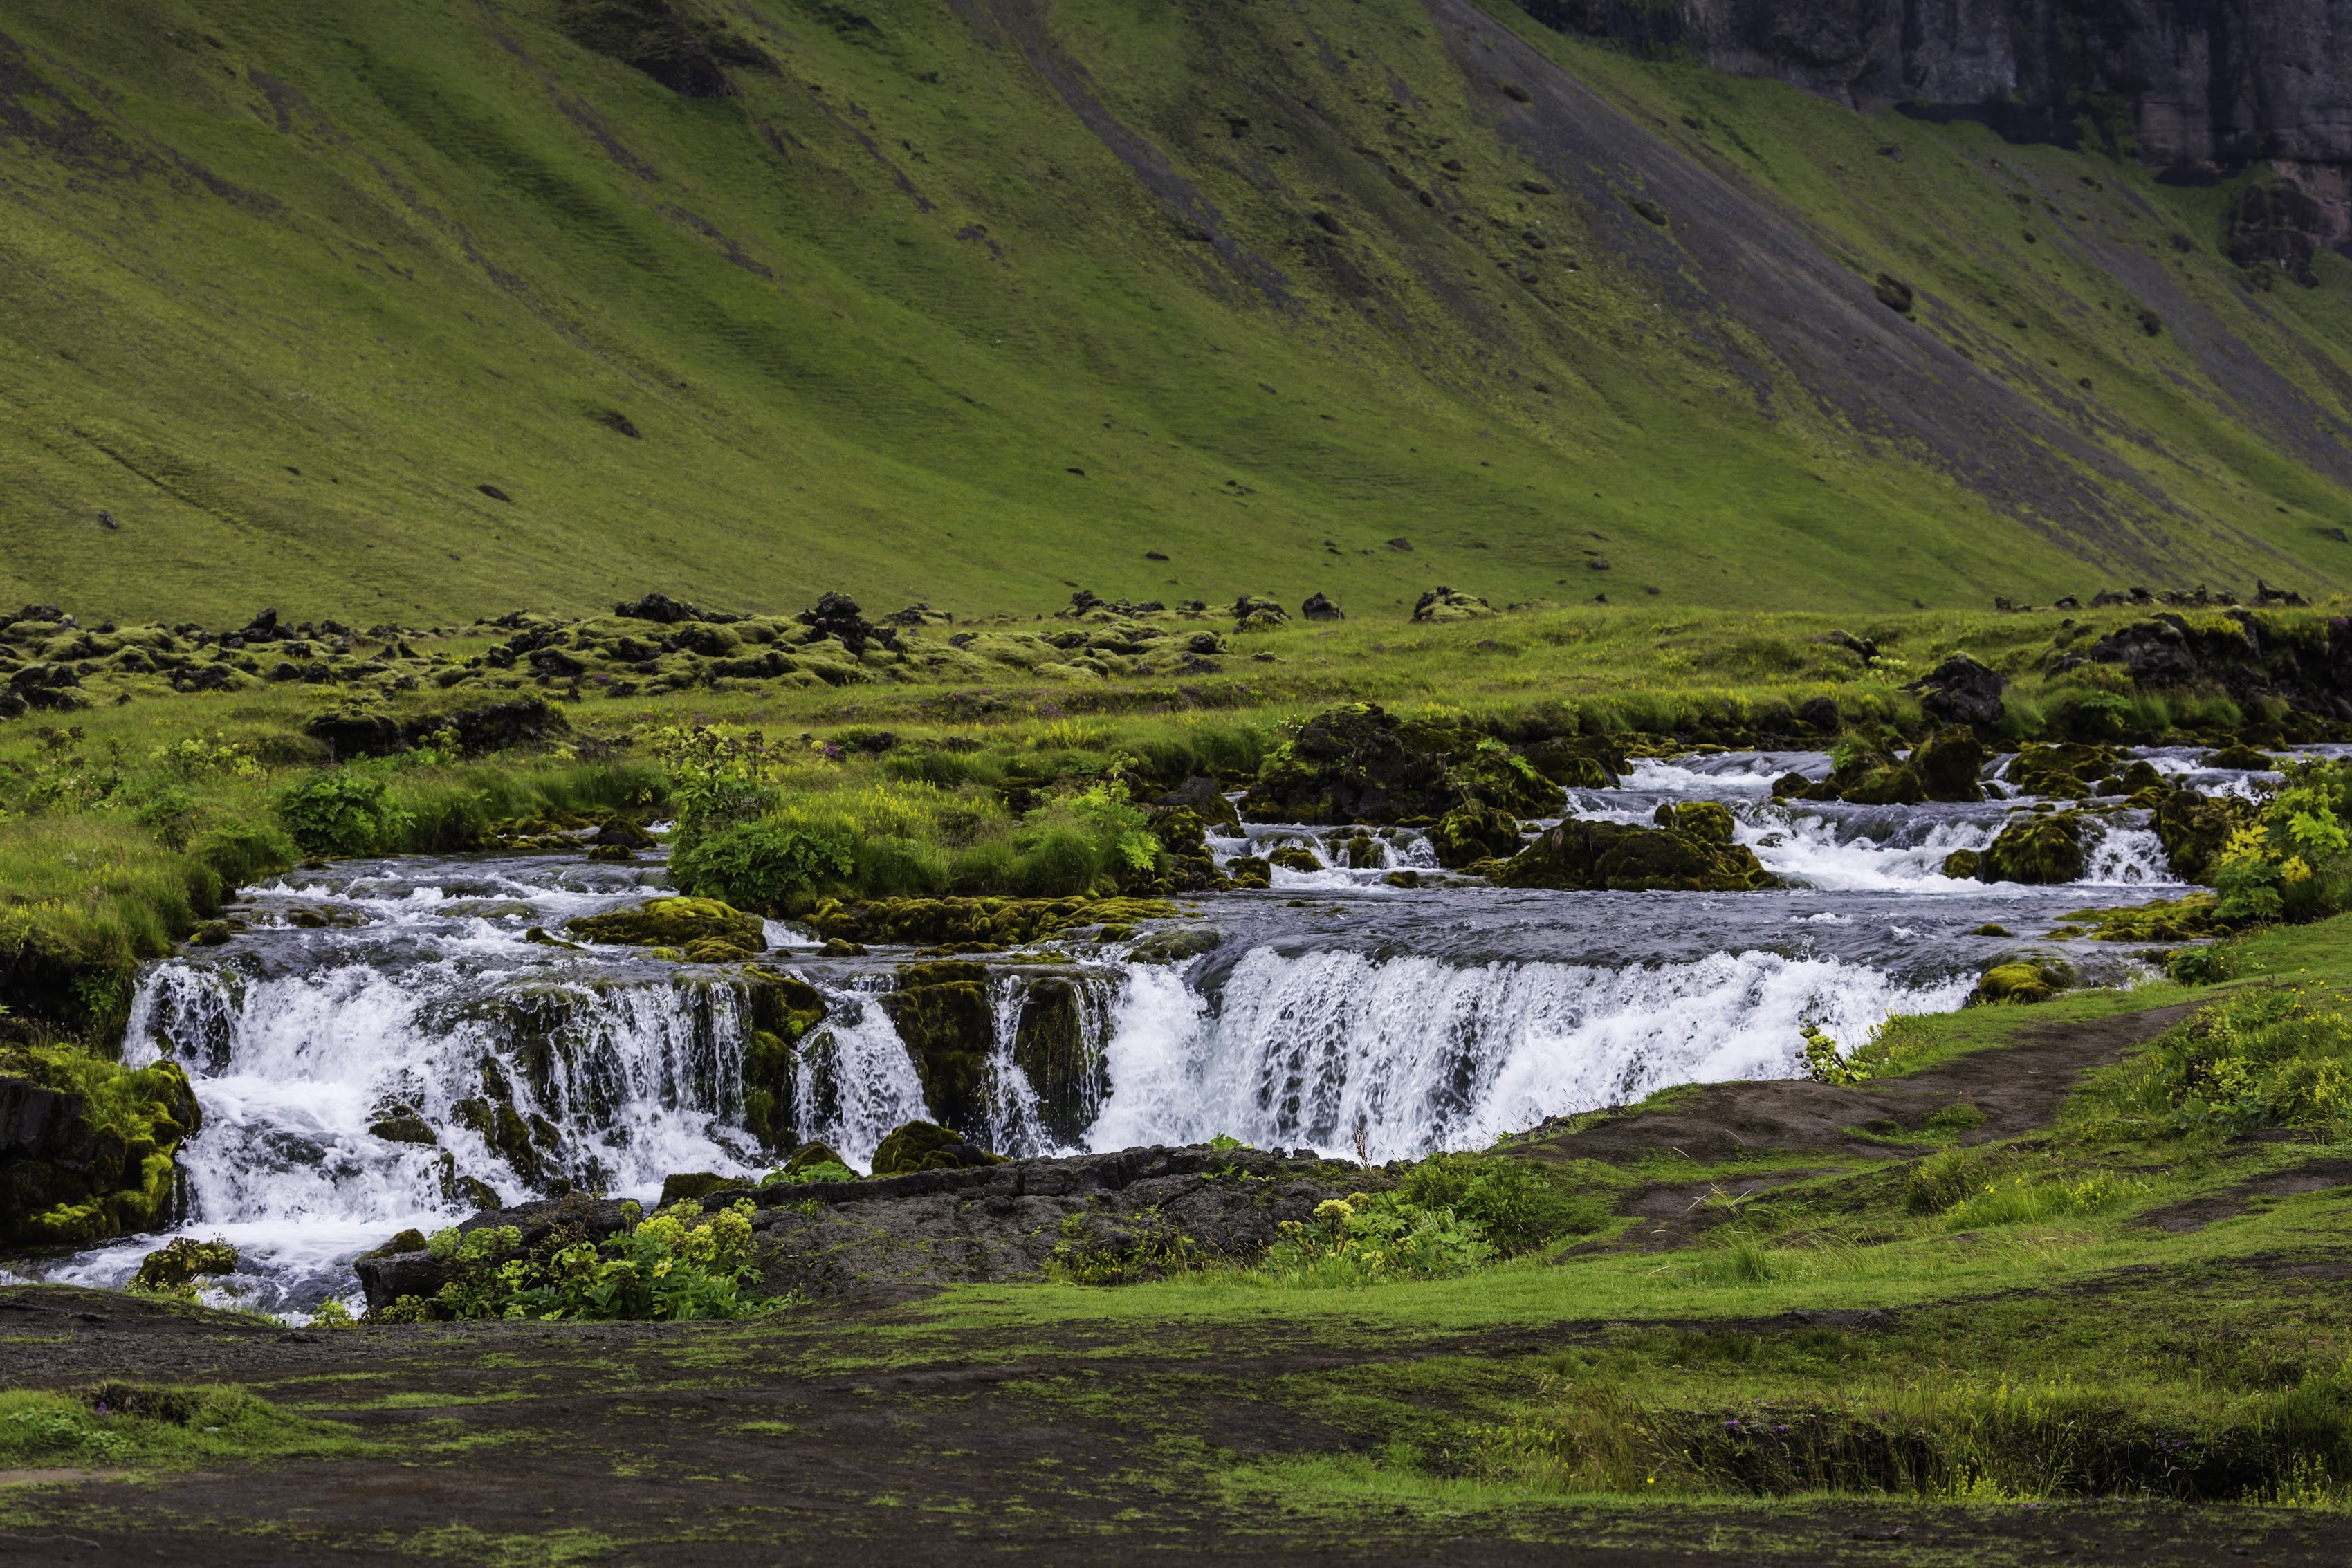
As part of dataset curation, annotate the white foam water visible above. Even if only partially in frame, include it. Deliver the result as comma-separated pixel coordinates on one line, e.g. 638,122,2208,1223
1087,946,1973,1162
789,990,928,1171
86,954,776,1312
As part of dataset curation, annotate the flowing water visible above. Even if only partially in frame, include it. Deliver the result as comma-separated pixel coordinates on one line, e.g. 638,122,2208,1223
8,746,2320,1312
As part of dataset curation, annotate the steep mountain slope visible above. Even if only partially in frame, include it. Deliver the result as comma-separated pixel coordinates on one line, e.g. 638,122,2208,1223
0,0,2346,623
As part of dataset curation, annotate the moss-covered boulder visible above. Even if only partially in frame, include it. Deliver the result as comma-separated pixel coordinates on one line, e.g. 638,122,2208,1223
1,1045,202,1245
2152,789,2257,884
799,896,1173,950
869,1119,1002,1176
1651,801,1736,845
1430,804,1523,869
565,897,766,953
1976,812,2088,884
593,815,656,849
2009,743,2120,801
1939,849,1983,880
1520,736,1627,791
1240,703,1466,824
1448,739,1559,817
737,970,827,1152
680,935,760,963
131,1237,239,1293
1411,587,1494,622
1973,957,2076,1006
879,962,995,1135
782,1141,847,1176
1013,976,1110,1145
2200,742,2278,771
1267,845,1323,873
1838,764,1927,806
1909,727,1990,802
658,1171,751,1207
1911,652,2008,728
2059,895,2221,942
1150,806,1222,892
362,1227,431,1260
1494,819,1776,892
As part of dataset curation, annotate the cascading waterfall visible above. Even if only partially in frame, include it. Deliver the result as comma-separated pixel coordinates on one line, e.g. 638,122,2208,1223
1087,948,1975,1161
788,988,929,1170
15,743,2302,1313
976,972,1052,1157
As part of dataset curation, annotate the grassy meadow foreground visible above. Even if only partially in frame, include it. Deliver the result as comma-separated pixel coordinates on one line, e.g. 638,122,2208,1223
1,588,2351,1560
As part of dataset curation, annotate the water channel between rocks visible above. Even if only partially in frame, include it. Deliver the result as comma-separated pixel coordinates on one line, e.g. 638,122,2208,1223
6,747,2309,1313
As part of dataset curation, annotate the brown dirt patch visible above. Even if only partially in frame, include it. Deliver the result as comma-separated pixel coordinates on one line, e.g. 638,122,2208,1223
2135,1155,2352,1233
1518,1004,2196,1168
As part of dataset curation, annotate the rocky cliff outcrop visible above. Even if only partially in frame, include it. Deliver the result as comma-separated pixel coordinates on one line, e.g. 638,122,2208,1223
1,1046,201,1244
1520,0,2352,270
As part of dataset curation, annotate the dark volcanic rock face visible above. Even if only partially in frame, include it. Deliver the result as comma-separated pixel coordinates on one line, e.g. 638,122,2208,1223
351,1144,1363,1308
1518,0,2352,261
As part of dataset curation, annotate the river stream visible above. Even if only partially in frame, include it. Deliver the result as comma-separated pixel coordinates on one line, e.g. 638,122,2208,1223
6,746,2315,1313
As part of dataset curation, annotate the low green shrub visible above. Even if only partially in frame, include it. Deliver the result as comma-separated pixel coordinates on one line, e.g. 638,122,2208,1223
0,1385,356,1470
1045,1207,1206,1284
672,780,1165,910
1396,1154,1608,1255
1940,1170,2145,1230
672,813,859,910
378,1198,773,1322
190,822,297,889
2094,985,2352,1136
760,1159,856,1186
2212,759,2352,925
1256,1191,1494,1287
277,767,414,857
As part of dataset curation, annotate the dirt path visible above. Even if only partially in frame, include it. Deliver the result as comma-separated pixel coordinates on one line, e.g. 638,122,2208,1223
1518,1004,2196,1168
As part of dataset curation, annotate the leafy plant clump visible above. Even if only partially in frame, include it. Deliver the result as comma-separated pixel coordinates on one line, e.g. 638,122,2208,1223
761,1159,856,1186
378,1197,774,1322
2212,758,2352,925
1258,1192,1494,1286
276,766,416,857
1251,1155,1606,1289
130,1237,240,1296
2093,985,2352,1137
654,721,1179,910
1800,1020,1869,1085
1394,1153,1610,1256
1045,1207,1207,1284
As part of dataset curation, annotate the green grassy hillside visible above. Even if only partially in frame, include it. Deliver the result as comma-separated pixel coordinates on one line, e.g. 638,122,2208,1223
0,0,2347,623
